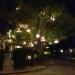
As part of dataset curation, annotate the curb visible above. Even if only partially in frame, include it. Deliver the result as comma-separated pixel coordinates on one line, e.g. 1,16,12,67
0,66,46,75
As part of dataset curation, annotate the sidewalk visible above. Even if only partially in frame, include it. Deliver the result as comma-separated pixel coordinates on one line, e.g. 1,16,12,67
0,65,46,75
0,53,46,74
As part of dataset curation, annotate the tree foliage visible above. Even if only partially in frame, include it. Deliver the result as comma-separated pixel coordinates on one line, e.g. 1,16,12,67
5,0,75,42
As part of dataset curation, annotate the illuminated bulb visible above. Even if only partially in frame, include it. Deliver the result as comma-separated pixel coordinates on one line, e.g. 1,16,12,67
49,42,52,44
7,30,12,35
8,39,12,43
36,34,40,38
16,28,22,33
50,17,53,20
8,34,11,38
29,42,34,47
41,11,45,16
52,17,55,21
9,30,12,33
15,45,22,48
23,41,27,45
34,41,37,44
11,35,16,38
54,39,59,44
19,24,23,28
16,7,20,10
46,46,49,49
25,24,28,28
19,24,26,29
26,29,31,33
50,16,55,21
41,36,46,42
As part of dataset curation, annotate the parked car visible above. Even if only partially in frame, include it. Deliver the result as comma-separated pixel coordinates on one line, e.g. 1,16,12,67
11,47,35,69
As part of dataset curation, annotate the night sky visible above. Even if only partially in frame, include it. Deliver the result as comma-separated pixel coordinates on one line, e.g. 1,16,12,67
0,0,75,16
0,0,75,34
65,0,75,16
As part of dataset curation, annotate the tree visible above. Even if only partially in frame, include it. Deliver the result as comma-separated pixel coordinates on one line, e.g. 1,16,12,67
6,0,75,43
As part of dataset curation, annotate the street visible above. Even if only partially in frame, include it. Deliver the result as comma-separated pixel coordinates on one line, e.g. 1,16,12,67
11,65,75,75
10,59,75,75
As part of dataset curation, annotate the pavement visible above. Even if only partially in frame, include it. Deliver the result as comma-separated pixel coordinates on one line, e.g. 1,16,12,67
0,65,46,75
0,58,75,75
0,53,46,75
1,53,75,75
